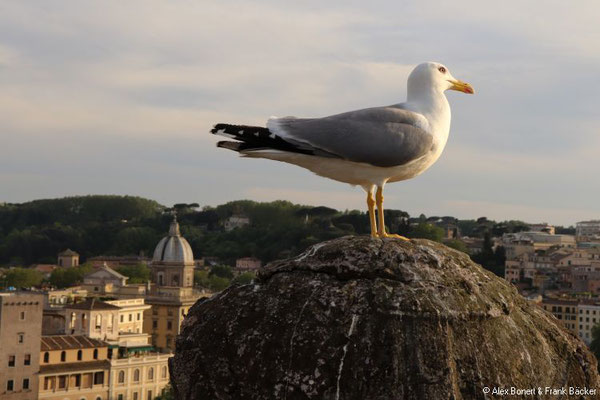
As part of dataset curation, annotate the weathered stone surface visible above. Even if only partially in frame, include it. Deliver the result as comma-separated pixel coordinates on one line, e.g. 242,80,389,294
171,236,600,399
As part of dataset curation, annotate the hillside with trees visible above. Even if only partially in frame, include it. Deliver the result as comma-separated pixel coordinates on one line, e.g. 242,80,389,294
0,195,571,278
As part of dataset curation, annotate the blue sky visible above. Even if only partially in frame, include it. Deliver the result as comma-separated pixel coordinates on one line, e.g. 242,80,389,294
1,1,600,225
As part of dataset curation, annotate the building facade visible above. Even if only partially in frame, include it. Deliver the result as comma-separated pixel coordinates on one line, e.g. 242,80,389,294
58,249,80,268
0,292,43,400
144,217,202,352
109,353,171,400
39,335,110,400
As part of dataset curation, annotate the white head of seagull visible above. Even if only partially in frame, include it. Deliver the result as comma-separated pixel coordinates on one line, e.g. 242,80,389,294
407,62,474,103
211,61,474,240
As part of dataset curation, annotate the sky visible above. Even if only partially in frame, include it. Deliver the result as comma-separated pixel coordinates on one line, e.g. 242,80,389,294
1,1,600,226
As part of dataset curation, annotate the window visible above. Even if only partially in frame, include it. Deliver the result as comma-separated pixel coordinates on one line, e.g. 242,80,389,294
133,392,138,400
24,354,31,365
162,366,168,379
118,371,125,384
167,309,173,317
120,315,124,323
129,314,132,322
167,321,173,330
152,320,157,329
148,367,154,380
133,369,140,382
137,312,141,320
118,395,123,400
71,312,76,328
17,332,24,343
8,355,15,367
95,314,102,329
23,378,29,390
147,390,153,400
96,397,102,400
44,377,52,390
7,380,14,391
78,350,83,360
93,349,98,360
94,371,104,385
44,352,49,363
75,374,81,387
20,311,25,320
82,314,87,329
58,375,67,389
61,351,66,362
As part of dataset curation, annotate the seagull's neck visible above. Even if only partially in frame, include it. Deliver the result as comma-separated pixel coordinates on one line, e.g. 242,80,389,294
405,89,451,137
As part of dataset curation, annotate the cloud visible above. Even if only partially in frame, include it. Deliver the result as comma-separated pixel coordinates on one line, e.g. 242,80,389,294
1,1,600,226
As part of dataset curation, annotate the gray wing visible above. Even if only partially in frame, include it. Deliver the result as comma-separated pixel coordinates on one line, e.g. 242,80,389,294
269,106,433,168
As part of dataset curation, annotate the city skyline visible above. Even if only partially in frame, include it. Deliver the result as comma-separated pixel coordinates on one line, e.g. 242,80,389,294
2,1,600,225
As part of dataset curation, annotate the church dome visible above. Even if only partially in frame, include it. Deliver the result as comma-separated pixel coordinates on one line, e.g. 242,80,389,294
152,217,194,264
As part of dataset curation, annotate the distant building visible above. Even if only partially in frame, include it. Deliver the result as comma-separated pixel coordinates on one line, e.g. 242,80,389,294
223,214,250,231
38,335,110,400
88,256,150,269
57,249,79,268
33,264,57,279
0,292,44,399
528,223,555,235
576,220,600,241
82,263,129,295
236,257,262,272
64,298,121,341
109,352,171,400
144,217,204,352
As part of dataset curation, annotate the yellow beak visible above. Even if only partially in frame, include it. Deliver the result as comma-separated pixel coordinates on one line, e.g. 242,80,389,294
448,79,474,94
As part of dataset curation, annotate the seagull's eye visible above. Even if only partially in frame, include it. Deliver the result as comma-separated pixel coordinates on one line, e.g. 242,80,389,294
438,66,446,73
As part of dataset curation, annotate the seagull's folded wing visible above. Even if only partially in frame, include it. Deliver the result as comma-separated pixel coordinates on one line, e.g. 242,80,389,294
267,107,434,168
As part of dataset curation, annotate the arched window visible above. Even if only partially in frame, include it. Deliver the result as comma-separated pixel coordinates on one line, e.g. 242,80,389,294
43,352,49,363
157,273,164,286
172,274,179,286
161,366,167,379
60,351,66,362
81,314,87,329
93,349,98,360
133,369,140,382
95,314,102,329
77,350,82,360
118,370,125,384
148,367,154,380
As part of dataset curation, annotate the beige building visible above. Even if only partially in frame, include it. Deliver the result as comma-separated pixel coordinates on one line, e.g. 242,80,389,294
109,353,171,400
39,335,110,400
236,257,262,272
0,292,44,400
64,298,120,341
82,264,129,295
58,249,80,268
144,217,203,352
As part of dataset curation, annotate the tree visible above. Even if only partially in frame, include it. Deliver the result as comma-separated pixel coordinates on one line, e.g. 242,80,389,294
49,264,93,288
445,239,469,254
117,263,150,284
154,385,175,400
409,223,444,242
2,268,43,288
232,272,255,285
209,265,234,280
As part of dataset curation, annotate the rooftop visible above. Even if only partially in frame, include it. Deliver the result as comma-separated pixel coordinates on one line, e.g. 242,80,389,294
41,335,108,351
66,297,121,311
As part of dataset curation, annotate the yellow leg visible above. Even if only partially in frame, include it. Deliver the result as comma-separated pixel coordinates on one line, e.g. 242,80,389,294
376,186,409,240
367,190,377,237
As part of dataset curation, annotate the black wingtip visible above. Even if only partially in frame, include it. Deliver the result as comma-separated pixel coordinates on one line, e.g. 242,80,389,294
210,123,227,134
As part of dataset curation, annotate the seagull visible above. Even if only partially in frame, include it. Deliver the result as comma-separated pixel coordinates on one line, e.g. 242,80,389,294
211,62,473,239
